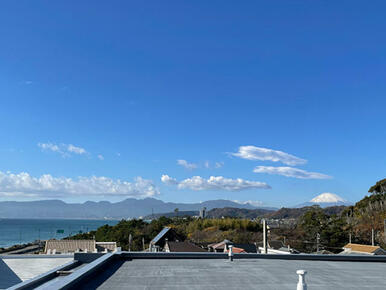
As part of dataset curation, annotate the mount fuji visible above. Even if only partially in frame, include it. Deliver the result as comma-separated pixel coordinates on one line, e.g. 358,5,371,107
294,193,352,208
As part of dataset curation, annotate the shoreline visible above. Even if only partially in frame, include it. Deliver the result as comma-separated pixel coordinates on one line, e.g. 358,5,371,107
0,217,121,221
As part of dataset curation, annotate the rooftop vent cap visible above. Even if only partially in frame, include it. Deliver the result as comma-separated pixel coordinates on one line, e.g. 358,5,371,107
296,270,307,290
228,245,233,261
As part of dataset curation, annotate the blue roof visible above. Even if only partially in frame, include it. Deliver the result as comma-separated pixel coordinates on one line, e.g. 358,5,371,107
150,227,171,244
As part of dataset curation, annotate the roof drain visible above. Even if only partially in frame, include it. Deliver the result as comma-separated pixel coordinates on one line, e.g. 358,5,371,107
296,270,307,290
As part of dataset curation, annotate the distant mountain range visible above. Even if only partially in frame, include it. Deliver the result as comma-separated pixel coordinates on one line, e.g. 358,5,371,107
0,193,353,219
294,193,352,208
0,198,275,219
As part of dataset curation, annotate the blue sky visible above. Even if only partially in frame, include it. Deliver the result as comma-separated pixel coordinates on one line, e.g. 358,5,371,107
0,1,385,207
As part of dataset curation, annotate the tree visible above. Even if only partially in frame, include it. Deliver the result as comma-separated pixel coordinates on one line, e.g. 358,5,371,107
368,178,386,195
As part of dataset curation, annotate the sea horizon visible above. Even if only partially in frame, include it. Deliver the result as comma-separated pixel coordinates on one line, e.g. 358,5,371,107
0,218,119,248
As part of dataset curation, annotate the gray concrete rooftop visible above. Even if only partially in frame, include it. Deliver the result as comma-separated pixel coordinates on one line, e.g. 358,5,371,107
77,258,386,290
0,255,73,289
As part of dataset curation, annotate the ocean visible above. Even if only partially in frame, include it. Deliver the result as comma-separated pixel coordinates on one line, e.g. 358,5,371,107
0,218,119,248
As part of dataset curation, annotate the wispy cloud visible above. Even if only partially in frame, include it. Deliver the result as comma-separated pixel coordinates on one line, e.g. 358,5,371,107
204,161,224,169
38,142,88,157
253,166,332,179
97,154,104,160
232,200,264,207
214,162,224,168
177,159,198,170
161,175,271,191
38,143,62,153
24,80,33,85
231,146,307,166
0,171,159,198
67,144,87,155
178,160,224,170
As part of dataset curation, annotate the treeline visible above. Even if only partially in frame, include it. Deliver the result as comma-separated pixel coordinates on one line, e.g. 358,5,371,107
68,217,262,251
276,179,386,252
69,179,386,253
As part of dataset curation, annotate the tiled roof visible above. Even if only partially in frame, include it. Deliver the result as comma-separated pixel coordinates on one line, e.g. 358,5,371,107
45,239,96,253
96,242,117,251
208,239,232,250
232,243,257,253
343,243,381,253
226,247,246,253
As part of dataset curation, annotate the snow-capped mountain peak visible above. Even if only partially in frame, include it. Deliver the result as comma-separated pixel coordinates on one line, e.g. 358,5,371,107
310,193,345,203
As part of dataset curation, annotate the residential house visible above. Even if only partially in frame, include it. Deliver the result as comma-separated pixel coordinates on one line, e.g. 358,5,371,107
44,239,117,254
340,243,386,255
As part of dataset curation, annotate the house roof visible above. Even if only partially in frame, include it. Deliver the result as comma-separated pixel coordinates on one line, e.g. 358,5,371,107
343,243,381,254
45,239,96,253
226,247,246,253
96,242,117,251
165,241,206,252
232,244,257,253
208,239,232,249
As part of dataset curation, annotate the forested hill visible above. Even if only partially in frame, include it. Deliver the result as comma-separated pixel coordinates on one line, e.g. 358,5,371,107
266,206,347,219
206,207,274,219
148,205,347,220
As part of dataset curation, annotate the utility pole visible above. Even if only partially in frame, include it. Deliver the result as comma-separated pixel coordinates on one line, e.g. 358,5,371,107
262,219,267,254
349,232,352,244
142,237,145,251
371,228,375,246
316,233,320,253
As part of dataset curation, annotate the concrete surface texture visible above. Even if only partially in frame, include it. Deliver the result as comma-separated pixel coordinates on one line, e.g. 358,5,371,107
0,255,73,289
77,258,386,290
0,258,22,289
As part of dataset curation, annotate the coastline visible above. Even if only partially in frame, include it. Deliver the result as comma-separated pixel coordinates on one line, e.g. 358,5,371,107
0,218,119,249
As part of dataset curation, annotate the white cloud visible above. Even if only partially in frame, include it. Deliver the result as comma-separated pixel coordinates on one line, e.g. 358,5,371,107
38,143,62,153
177,159,197,170
253,166,332,179
161,174,179,185
67,144,87,155
38,142,88,157
233,200,264,207
0,171,159,198
231,146,307,166
203,161,224,169
161,175,271,191
97,154,104,160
